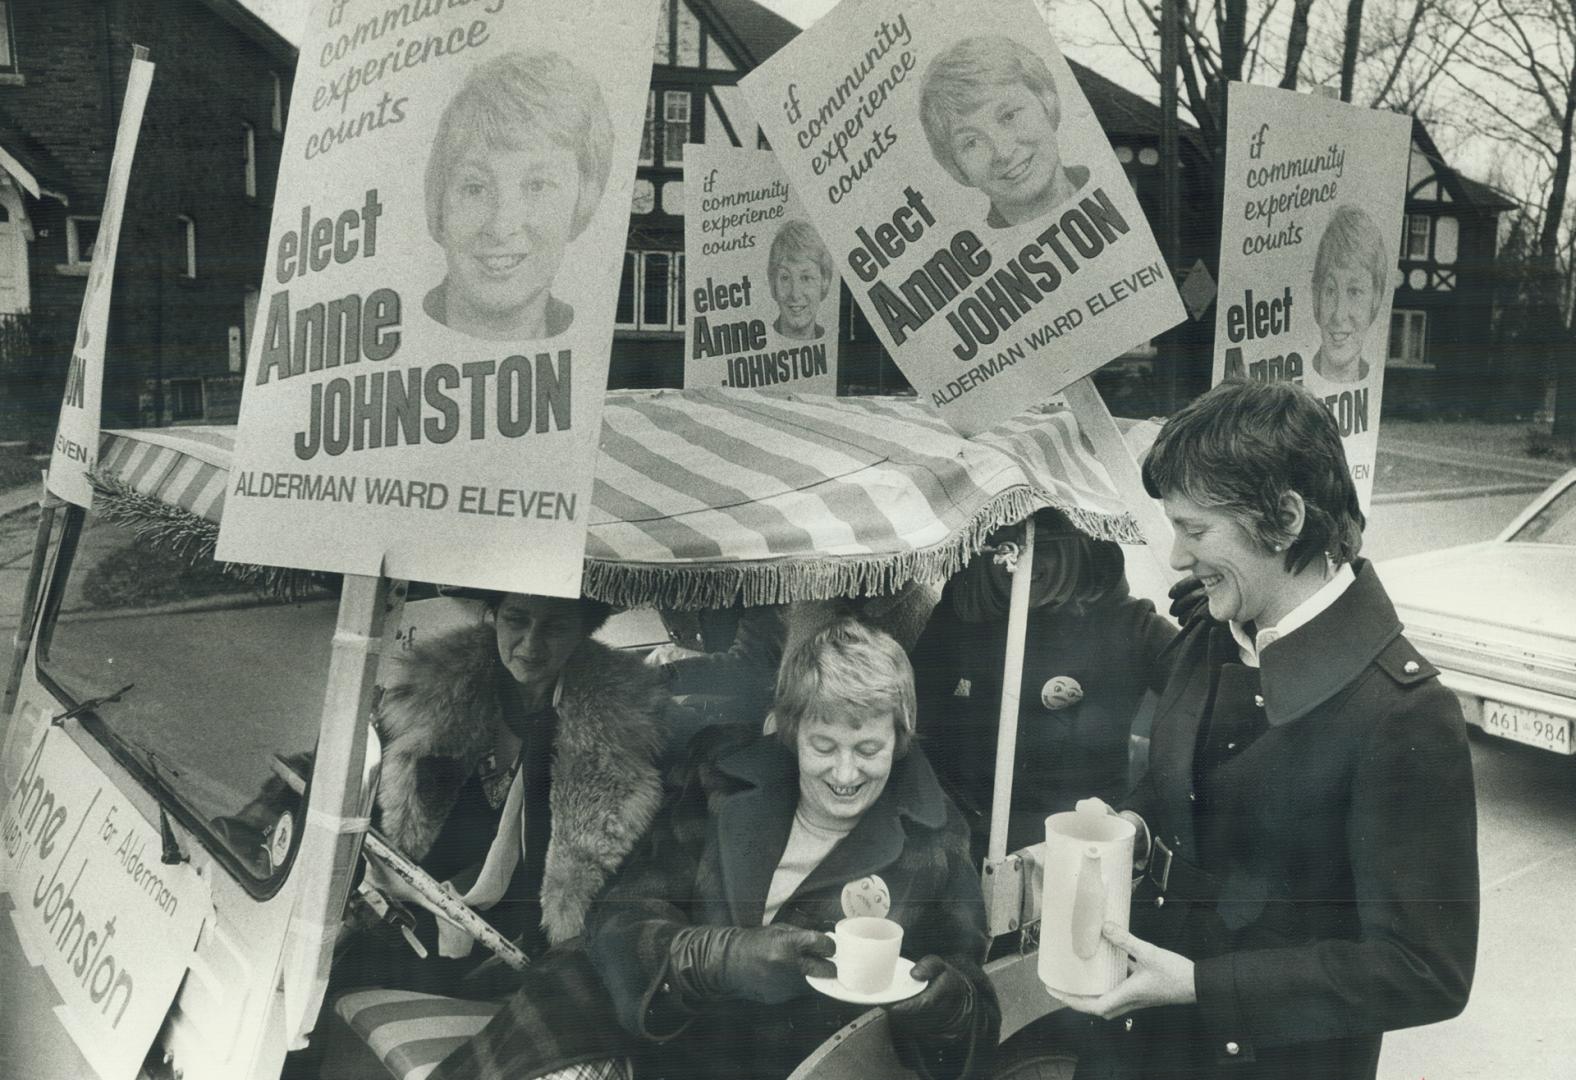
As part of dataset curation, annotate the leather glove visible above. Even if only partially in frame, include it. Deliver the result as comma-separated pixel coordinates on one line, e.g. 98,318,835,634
668,924,836,1006
885,955,975,1041
1168,574,1208,624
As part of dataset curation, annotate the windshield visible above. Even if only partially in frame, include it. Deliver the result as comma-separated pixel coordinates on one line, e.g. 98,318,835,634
35,507,337,890
1510,479,1576,546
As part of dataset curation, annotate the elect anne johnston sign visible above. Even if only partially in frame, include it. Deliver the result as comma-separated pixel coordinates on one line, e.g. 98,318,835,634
0,723,207,1080
739,0,1184,435
215,0,657,596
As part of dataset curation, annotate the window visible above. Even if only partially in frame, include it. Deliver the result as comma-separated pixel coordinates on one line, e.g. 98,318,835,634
639,93,655,166
168,378,204,420
664,90,692,165
616,250,684,331
0,2,16,72
243,122,257,198
36,502,338,890
177,214,197,279
1387,310,1427,366
1404,214,1430,260
271,72,284,132
66,215,100,266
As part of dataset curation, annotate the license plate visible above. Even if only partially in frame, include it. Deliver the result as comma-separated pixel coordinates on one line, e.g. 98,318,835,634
1482,700,1575,755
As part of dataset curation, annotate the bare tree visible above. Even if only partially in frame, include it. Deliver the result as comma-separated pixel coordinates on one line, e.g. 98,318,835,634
1448,0,1576,438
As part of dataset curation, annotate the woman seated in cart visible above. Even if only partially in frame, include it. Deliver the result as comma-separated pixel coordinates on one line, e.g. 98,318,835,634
588,615,1000,1080
1062,380,1478,1080
289,590,683,1078
910,506,1176,855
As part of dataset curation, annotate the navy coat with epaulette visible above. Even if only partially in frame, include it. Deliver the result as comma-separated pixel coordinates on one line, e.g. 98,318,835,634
1101,559,1479,1080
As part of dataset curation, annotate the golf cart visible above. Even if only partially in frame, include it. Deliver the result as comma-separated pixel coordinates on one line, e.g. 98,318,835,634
1,387,1168,1080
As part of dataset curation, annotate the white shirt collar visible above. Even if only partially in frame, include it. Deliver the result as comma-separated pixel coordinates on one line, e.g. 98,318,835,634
1231,562,1355,668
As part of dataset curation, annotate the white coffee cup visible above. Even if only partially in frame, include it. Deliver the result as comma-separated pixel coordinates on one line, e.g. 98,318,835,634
828,916,903,994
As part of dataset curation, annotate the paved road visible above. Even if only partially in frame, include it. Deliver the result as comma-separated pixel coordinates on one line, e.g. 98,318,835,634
1368,489,1575,1080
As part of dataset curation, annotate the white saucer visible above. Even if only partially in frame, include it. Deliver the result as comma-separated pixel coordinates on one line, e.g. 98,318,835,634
806,956,928,1005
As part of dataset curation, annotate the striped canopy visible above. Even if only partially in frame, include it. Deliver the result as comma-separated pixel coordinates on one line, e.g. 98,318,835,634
91,390,1154,608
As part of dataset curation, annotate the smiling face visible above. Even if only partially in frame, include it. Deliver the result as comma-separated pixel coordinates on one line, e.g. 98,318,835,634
949,84,1063,224
795,708,896,830
772,254,829,339
439,138,580,339
1314,260,1379,376
1163,492,1299,628
493,594,587,689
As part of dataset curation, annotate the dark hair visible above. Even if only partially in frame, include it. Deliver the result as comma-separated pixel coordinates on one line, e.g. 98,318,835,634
481,591,615,635
1141,380,1364,572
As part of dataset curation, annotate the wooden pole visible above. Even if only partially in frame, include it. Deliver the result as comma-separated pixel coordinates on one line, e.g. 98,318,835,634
1063,376,1179,587
2,483,59,716
987,515,1034,865
280,573,397,1049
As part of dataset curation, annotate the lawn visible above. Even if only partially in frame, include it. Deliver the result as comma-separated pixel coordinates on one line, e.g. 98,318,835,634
0,444,42,493
1381,417,1556,462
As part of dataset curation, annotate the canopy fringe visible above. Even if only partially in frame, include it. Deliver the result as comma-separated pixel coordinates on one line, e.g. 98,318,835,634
88,471,1140,611
87,472,330,602
581,492,1142,611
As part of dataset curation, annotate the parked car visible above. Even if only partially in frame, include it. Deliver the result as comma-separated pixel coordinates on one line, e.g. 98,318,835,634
1380,468,1576,756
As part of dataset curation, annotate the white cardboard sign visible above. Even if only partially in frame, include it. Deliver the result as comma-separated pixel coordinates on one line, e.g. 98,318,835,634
0,726,208,1080
47,54,154,509
739,0,1185,435
1213,83,1412,509
215,0,658,596
683,145,839,395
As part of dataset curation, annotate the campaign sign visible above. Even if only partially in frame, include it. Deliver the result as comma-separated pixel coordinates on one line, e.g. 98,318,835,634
738,0,1184,435
1213,83,1411,509
215,0,657,596
0,724,207,1080
47,53,154,509
684,145,839,395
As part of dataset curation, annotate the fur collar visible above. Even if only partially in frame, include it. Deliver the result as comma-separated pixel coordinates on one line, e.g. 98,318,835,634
372,622,670,944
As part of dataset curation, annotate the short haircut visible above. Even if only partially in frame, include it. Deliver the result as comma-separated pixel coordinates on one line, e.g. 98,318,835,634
482,591,614,636
920,36,1061,187
1141,380,1365,572
767,219,834,299
1312,204,1390,326
772,616,915,759
425,49,614,245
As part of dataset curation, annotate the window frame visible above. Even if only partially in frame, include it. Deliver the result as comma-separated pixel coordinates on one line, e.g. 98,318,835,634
0,2,18,74
243,122,258,199
1387,308,1428,367
65,214,101,267
270,72,284,132
176,214,197,279
616,250,685,332
1404,214,1430,260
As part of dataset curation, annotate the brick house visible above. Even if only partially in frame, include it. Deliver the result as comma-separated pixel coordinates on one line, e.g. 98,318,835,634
0,0,292,427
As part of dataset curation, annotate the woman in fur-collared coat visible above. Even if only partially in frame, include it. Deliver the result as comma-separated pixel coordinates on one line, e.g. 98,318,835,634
297,592,688,1080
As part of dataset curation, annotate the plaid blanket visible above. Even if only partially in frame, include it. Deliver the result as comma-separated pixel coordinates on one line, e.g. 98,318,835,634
428,947,632,1080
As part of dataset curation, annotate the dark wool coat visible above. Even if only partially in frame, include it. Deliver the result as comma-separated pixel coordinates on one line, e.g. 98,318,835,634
1092,560,1479,1080
912,581,1175,854
587,726,1001,1080
373,622,674,945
